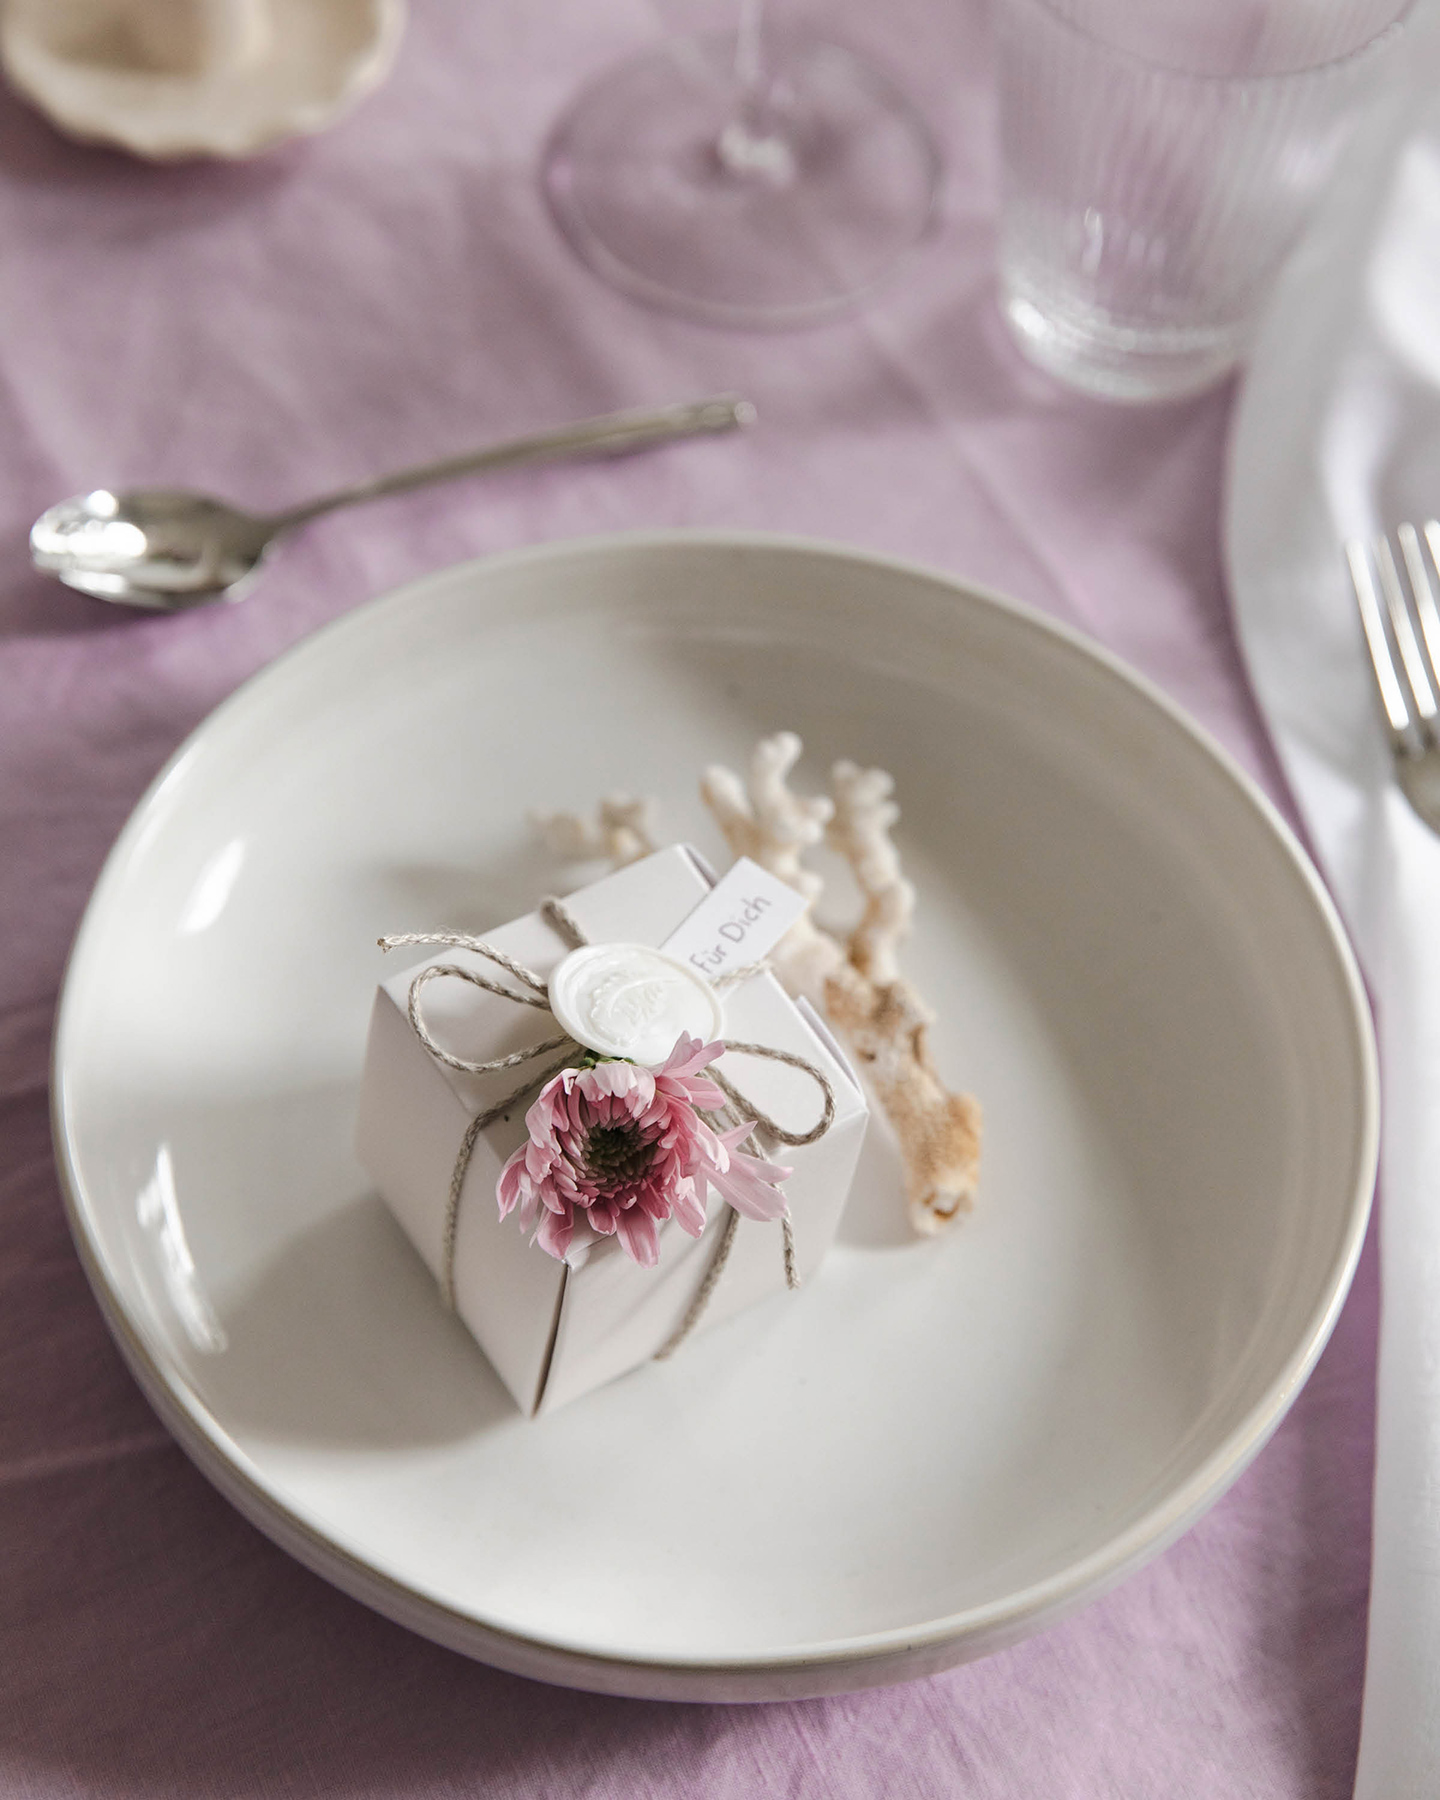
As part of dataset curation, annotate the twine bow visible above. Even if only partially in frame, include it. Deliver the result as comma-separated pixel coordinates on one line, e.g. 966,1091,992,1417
379,896,835,1358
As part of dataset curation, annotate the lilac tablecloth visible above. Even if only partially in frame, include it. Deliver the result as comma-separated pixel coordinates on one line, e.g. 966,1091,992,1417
0,2,1375,1794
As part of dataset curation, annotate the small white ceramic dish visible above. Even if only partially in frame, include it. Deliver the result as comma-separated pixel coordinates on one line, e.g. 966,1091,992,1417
0,0,404,161
52,532,1376,1701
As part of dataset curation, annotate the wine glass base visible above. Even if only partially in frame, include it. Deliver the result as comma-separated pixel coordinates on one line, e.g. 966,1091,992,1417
543,31,942,329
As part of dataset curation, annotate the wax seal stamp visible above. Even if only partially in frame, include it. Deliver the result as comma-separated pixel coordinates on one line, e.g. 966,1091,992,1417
546,942,724,1066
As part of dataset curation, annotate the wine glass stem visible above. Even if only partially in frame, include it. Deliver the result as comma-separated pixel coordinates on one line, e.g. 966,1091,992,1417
718,0,796,185
735,0,765,89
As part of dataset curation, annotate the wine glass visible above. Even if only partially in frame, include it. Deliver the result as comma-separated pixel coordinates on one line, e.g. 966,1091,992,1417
542,0,942,328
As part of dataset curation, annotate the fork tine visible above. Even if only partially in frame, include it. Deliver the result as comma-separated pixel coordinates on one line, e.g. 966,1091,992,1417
1375,532,1439,729
1347,537,1414,740
1413,521,1440,692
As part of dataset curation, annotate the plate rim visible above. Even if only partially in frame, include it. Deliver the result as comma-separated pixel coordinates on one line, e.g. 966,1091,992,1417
49,526,1381,1696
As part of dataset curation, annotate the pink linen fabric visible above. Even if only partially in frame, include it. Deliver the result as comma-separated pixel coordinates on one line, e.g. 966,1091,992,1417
0,2,1372,1796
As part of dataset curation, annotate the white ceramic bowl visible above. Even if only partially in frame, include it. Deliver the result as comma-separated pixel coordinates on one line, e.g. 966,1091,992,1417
52,532,1376,1699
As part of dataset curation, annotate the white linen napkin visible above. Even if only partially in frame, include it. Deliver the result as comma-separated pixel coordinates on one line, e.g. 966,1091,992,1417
1226,5,1440,1791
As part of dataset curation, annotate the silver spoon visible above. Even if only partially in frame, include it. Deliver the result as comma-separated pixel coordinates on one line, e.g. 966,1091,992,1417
31,394,756,611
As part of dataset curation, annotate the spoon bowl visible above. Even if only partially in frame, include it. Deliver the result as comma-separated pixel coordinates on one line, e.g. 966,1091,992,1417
30,396,753,612
32,488,275,608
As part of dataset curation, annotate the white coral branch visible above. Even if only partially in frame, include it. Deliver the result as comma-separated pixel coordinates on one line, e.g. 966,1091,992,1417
530,795,658,867
701,734,982,1235
700,732,842,999
826,760,914,986
532,734,984,1236
700,731,830,903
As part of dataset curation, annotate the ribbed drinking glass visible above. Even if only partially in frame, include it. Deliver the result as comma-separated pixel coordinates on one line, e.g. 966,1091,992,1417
994,0,1413,401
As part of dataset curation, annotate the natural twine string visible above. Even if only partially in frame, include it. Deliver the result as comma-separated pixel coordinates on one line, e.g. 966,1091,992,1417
378,901,834,1353
437,1049,578,1310
653,1199,740,1361
538,896,587,949
651,1092,799,1362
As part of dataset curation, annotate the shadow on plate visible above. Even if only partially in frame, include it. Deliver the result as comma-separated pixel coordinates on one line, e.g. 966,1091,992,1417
370,842,578,943
193,1191,518,1449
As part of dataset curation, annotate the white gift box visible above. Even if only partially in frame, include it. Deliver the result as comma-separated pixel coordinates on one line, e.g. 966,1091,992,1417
355,845,869,1415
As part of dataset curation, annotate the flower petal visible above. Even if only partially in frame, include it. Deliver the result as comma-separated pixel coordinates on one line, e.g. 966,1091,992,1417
524,1071,569,1139
673,1076,728,1112
670,1177,708,1237
705,1129,792,1221
614,1205,660,1266
653,1033,725,1080
717,1122,792,1183
496,1146,529,1219
534,1203,575,1261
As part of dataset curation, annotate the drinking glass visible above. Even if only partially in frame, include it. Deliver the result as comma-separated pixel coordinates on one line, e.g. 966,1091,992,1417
993,0,1413,400
542,2,941,328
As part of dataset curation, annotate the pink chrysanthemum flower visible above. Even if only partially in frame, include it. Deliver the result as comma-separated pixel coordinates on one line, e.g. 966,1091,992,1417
496,1034,792,1267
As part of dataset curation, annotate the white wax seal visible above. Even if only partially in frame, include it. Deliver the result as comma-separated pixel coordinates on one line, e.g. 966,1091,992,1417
548,943,723,1066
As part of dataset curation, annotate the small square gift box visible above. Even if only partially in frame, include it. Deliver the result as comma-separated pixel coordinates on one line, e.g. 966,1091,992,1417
355,845,869,1415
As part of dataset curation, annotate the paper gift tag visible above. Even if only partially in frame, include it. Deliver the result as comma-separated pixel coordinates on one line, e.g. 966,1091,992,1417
660,856,808,981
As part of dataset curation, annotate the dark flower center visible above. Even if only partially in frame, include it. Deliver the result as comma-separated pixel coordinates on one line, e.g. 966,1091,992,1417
582,1123,656,1188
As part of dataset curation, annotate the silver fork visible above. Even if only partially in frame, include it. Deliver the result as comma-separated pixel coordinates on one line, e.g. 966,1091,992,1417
1346,521,1440,832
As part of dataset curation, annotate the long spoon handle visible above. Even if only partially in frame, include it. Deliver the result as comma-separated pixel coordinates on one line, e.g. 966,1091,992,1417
267,395,756,531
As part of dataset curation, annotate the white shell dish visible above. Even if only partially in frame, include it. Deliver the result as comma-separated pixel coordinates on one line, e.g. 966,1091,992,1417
0,0,405,160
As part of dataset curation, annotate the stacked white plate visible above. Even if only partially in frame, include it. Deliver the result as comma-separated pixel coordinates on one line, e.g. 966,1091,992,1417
53,533,1375,1699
